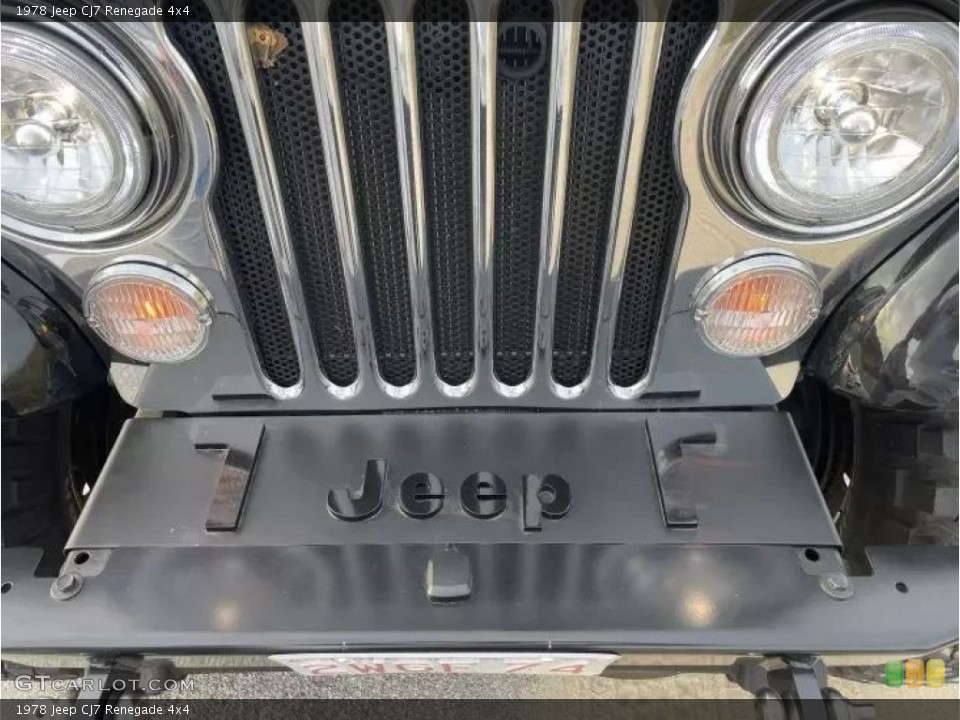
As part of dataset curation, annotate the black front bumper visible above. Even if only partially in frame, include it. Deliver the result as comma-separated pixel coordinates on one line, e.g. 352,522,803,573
1,410,956,655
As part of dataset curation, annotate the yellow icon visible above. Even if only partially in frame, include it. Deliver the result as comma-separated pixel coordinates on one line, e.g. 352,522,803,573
905,658,924,687
926,659,946,688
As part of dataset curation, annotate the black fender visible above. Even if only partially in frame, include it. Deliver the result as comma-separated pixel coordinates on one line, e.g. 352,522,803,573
811,209,958,411
1,254,106,420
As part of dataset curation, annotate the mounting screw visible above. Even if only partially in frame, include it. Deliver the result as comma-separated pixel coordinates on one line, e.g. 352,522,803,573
50,571,83,601
819,572,854,600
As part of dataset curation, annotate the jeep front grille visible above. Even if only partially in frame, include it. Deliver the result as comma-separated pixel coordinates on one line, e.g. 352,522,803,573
165,0,717,402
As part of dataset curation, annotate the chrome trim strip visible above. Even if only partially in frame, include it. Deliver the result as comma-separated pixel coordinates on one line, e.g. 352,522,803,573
470,17,498,394
601,18,667,399
533,18,581,397
385,20,431,398
298,14,378,399
211,17,307,399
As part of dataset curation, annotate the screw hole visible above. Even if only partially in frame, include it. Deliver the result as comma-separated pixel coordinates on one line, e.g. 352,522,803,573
804,548,820,562
74,551,90,566
895,581,909,594
1,582,12,594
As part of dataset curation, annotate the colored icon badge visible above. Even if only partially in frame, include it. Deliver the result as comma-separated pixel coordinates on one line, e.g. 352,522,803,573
905,659,925,687
885,660,904,687
927,659,946,688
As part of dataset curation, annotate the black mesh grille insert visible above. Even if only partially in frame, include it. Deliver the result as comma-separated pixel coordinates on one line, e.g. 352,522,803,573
330,0,416,387
609,5,716,388
550,1,637,388
415,0,474,387
166,8,301,389
492,0,553,387
246,0,358,387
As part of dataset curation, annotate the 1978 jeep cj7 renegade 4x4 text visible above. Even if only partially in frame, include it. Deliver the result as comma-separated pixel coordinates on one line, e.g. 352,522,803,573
1,0,958,714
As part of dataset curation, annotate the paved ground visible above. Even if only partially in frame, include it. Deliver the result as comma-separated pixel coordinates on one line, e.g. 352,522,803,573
4,669,957,700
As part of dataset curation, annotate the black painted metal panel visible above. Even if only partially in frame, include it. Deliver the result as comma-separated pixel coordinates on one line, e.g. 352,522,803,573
69,411,837,549
2,545,955,654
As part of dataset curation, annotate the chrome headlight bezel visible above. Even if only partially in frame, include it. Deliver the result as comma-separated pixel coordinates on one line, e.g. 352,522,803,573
712,9,959,236
0,23,182,246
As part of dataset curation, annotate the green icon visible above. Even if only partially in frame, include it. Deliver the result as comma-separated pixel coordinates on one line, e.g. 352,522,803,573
886,660,905,687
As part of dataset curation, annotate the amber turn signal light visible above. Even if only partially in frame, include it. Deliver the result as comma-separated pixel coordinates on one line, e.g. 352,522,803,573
693,254,821,357
83,262,213,364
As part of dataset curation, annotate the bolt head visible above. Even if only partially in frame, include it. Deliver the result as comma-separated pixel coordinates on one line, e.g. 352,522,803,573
50,571,82,601
820,572,854,600
55,574,76,591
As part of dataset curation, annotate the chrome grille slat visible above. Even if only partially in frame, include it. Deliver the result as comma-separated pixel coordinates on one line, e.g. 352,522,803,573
213,17,319,398
593,19,667,398
533,20,581,396
384,18,432,396
610,6,718,389
166,8,303,396
328,3,419,391
413,2,478,391
550,2,639,392
247,0,361,390
469,17,498,390
491,0,554,391
298,16,380,396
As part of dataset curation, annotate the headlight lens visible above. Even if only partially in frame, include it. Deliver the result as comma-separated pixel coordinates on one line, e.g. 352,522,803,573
84,263,213,364
740,21,958,227
1,27,150,231
693,255,821,357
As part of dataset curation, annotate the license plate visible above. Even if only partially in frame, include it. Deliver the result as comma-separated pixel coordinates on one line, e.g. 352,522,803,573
270,652,618,677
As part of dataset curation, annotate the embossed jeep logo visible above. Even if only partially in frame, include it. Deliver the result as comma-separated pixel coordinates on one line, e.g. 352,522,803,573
327,460,570,532
497,22,548,79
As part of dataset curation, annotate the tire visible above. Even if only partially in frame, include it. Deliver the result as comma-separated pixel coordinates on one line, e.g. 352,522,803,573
840,405,959,567
1,388,130,573
781,376,854,515
1,405,77,556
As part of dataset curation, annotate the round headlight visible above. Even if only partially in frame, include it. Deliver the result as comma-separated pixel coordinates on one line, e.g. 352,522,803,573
1,26,151,233
738,20,958,228
693,255,821,357
84,263,213,364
